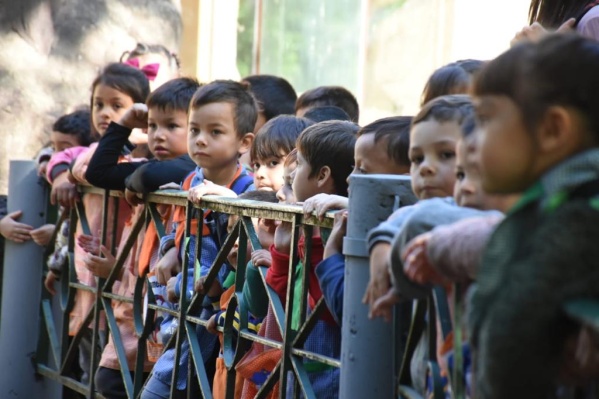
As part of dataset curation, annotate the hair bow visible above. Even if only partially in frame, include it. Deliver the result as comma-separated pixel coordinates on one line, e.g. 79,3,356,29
124,58,160,81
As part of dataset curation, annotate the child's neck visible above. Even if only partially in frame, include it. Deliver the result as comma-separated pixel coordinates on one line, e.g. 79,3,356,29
202,161,240,186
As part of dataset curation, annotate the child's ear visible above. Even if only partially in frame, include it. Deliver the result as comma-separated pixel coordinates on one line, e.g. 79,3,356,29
537,106,585,155
316,165,333,188
238,132,255,156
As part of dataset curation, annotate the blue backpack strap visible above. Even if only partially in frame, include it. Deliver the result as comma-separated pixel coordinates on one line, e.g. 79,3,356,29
230,173,254,195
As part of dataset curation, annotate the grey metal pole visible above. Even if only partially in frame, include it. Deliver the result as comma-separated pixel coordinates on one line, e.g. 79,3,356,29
0,160,62,398
340,174,416,398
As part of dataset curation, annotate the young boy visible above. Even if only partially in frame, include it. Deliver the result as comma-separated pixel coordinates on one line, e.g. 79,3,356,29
266,120,357,397
467,34,599,398
363,95,473,320
295,85,360,123
142,80,257,399
310,116,413,323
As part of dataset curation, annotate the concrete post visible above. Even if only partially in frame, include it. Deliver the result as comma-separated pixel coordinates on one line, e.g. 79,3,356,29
340,174,416,398
0,160,61,398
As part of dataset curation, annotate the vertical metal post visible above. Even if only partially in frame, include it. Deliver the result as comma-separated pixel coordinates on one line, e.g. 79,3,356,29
0,160,62,398
340,174,415,398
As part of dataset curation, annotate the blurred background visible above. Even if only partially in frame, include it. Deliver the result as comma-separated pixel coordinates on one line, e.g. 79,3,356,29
0,0,529,194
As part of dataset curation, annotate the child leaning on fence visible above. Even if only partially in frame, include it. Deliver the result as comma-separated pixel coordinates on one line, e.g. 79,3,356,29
140,80,257,399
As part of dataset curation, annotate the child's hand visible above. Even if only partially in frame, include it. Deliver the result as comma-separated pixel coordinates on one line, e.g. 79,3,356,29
363,242,393,318
51,172,78,208
30,224,55,247
38,160,49,178
188,180,237,204
206,314,219,335
155,247,180,285
251,249,272,267
370,288,401,323
77,233,101,255
124,188,144,206
159,182,181,190
0,210,33,243
166,276,179,303
194,276,223,297
44,271,58,296
402,233,446,286
303,194,349,220
274,221,293,254
324,210,348,259
118,103,149,130
83,245,116,279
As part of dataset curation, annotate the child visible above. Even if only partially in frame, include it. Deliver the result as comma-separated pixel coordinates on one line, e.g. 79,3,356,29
302,115,412,219
466,34,599,398
295,86,360,123
363,95,473,320
82,77,200,397
240,74,297,168
141,80,256,399
309,116,413,324
266,120,357,397
54,62,149,388
303,105,352,123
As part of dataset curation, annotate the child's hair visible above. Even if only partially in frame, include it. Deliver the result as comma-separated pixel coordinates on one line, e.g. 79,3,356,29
421,60,484,106
358,116,412,167
285,148,298,168
238,190,279,203
91,63,150,106
120,42,180,71
474,34,599,139
528,0,597,27
146,77,201,113
241,75,297,120
303,106,352,123
250,115,314,161
296,86,360,122
296,120,358,196
53,109,97,146
413,94,474,129
190,80,258,137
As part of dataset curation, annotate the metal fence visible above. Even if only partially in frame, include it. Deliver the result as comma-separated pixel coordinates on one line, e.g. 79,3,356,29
1,162,477,399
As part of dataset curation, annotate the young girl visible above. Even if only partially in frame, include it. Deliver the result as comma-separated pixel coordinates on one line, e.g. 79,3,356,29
420,60,484,107
48,63,149,391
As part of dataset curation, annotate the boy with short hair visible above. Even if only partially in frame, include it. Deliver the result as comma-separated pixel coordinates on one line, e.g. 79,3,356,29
142,80,257,399
295,85,360,123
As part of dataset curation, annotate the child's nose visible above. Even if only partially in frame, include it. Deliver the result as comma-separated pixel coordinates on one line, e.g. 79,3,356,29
276,187,285,202
419,162,435,176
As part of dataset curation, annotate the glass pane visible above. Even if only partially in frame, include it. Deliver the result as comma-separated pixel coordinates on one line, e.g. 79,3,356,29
259,0,362,96
237,0,256,78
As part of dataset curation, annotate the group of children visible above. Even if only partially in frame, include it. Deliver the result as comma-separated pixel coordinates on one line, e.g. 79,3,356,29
3,7,599,398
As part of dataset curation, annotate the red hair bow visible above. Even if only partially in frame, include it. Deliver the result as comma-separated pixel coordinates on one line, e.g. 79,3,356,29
124,58,160,81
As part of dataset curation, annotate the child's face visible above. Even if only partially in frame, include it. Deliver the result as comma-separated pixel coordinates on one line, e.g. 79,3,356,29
292,151,320,202
226,214,274,268
409,120,460,199
187,102,253,180
474,95,538,194
147,106,188,161
277,162,297,204
253,156,285,192
352,134,410,176
92,84,135,136
453,138,487,209
50,131,80,152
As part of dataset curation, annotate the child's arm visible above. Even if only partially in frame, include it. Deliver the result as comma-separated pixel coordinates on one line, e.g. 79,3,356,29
316,211,348,324
85,117,146,190
124,154,196,194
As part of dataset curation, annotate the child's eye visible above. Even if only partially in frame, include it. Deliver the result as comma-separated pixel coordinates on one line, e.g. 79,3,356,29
148,123,157,131
168,123,179,130
410,155,423,165
189,128,199,136
94,102,103,110
113,103,122,110
440,151,455,160
252,162,261,170
211,129,222,135
268,160,280,167
456,171,465,181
